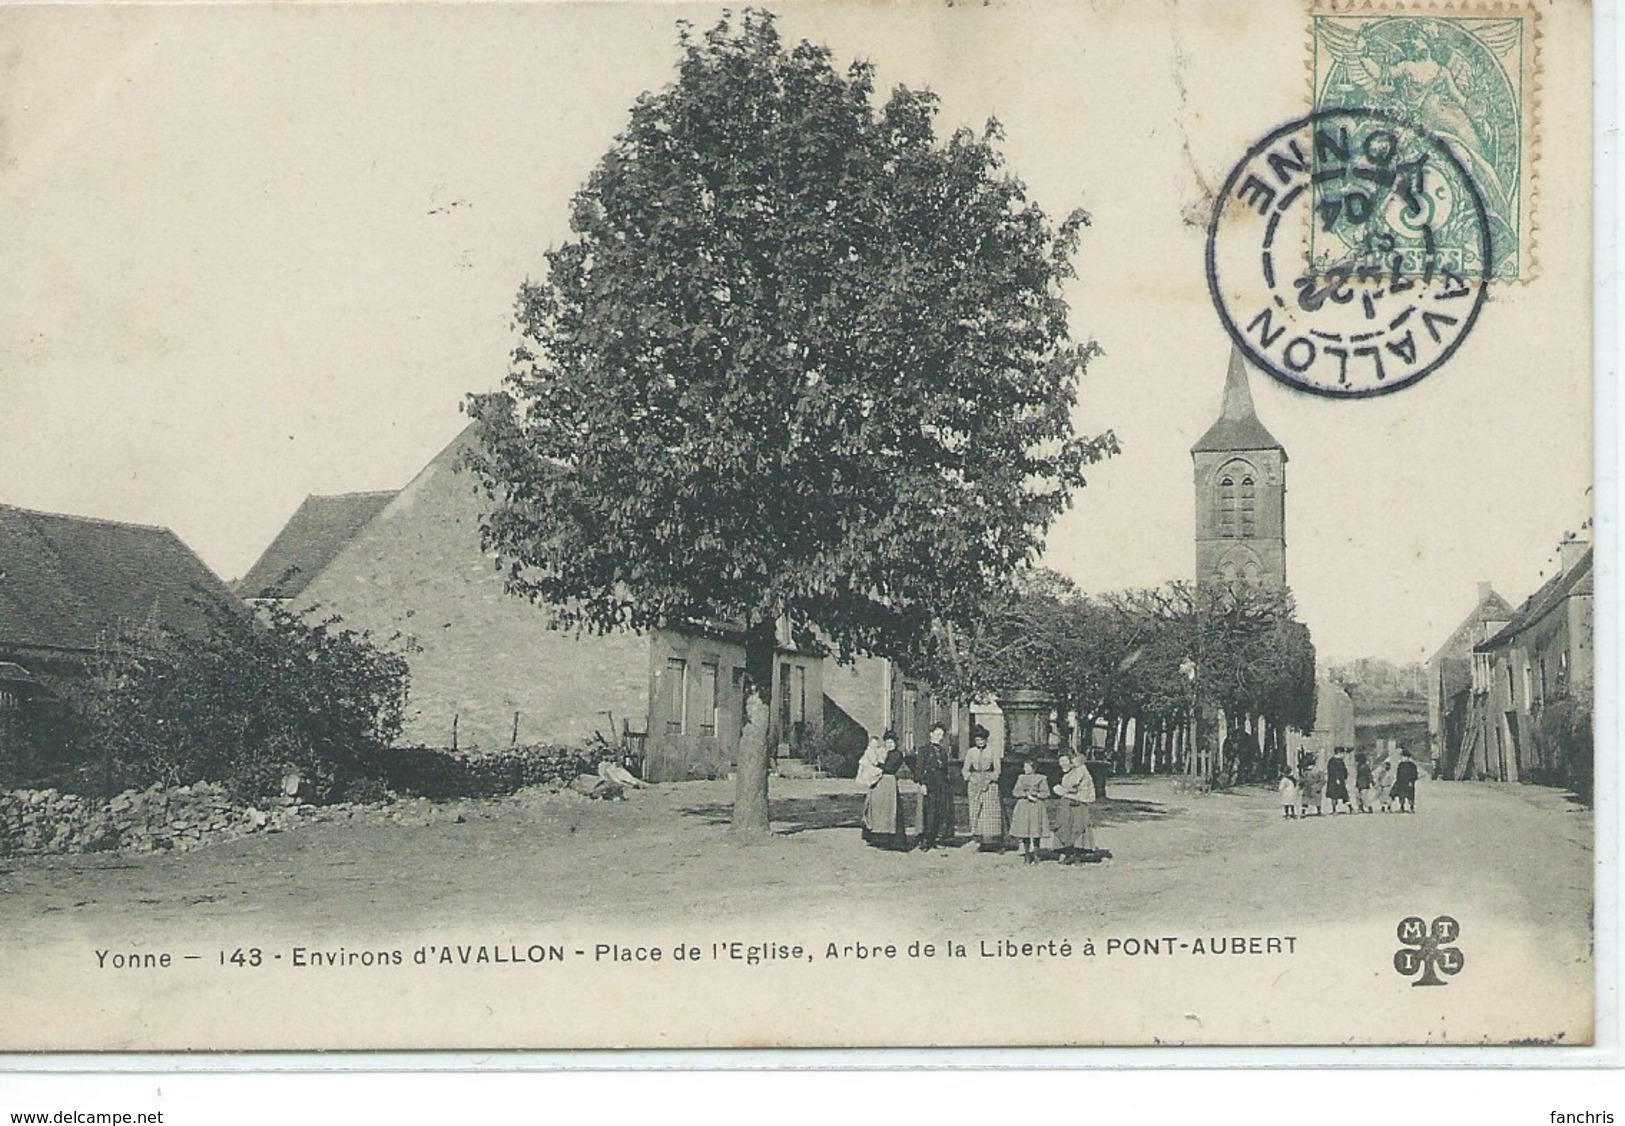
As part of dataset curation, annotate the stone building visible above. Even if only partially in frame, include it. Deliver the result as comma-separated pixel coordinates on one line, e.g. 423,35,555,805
1458,542,1593,787
238,426,843,781
1191,347,1288,588
1298,675,1356,758
1427,581,1515,778
275,427,746,780
235,491,396,602
0,503,239,774
822,654,959,757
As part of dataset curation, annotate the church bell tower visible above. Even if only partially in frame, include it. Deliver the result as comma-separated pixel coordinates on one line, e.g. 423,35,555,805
1192,347,1288,588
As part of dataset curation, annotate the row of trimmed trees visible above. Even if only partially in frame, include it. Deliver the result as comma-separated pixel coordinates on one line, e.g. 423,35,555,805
929,570,1319,783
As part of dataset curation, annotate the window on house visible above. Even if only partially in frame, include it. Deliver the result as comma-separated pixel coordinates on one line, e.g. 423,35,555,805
665,658,688,735
1239,477,1256,539
698,662,719,737
1506,664,1515,706
1523,663,1534,710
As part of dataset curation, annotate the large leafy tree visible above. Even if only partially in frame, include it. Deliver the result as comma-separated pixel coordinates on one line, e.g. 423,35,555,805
466,10,1116,834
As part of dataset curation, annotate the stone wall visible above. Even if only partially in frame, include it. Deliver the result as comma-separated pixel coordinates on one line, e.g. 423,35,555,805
0,782,299,855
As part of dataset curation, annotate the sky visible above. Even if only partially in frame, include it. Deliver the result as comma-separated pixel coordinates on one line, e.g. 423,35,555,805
0,1,1596,665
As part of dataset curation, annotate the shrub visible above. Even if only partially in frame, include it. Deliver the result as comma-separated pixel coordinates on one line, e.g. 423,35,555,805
813,726,861,779
1533,693,1593,802
76,600,410,803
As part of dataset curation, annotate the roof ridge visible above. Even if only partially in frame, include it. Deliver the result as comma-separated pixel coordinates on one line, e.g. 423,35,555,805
304,489,400,502
1478,546,1593,649
0,501,173,536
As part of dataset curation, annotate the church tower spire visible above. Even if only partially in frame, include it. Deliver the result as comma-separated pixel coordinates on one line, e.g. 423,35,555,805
1192,346,1288,588
1219,345,1259,421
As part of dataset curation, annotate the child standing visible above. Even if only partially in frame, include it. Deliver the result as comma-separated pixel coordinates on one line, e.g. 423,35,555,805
1300,761,1325,817
1355,752,1375,813
1391,747,1419,813
1278,769,1299,818
1376,757,1394,812
1008,758,1050,864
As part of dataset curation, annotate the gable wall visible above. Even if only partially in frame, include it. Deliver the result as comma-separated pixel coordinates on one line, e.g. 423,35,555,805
297,434,650,751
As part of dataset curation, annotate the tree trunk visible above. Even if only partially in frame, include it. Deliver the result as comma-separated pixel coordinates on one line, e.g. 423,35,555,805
731,693,773,838
730,617,778,839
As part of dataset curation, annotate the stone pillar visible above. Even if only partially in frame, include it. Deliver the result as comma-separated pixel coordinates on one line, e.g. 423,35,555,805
996,689,1052,752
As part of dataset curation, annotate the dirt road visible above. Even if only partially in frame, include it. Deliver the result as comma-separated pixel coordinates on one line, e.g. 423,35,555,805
0,774,1591,1049
2,773,1589,942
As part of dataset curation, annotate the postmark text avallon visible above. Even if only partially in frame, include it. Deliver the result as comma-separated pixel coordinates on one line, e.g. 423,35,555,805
1206,108,1490,397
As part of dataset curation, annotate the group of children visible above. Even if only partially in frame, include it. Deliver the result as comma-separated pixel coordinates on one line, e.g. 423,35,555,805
1277,747,1419,818
1008,751,1104,865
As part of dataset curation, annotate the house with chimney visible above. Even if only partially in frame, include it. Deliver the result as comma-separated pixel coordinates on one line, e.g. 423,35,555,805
1461,539,1593,789
239,425,845,781
1427,581,1515,779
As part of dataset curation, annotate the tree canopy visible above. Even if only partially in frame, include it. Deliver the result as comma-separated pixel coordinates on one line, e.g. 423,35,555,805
466,11,1116,831
941,570,1317,780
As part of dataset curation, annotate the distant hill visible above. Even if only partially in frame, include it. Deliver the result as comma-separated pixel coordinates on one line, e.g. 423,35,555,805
1329,659,1428,755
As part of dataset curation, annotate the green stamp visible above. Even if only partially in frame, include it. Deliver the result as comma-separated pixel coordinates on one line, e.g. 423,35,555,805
1313,12,1532,279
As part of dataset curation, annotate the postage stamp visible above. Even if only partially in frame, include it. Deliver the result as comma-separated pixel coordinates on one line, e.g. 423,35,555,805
1310,4,1538,280
1206,107,1491,397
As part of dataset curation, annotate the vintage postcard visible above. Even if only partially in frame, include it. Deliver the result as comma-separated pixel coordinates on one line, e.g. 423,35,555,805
0,0,1598,1050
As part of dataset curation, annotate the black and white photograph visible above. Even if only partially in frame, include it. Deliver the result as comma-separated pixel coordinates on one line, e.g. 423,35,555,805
0,0,1599,1049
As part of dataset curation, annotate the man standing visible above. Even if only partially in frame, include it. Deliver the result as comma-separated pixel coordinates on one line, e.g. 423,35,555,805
914,721,957,851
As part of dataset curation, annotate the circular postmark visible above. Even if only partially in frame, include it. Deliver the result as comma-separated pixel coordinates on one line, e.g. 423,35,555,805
1206,107,1491,398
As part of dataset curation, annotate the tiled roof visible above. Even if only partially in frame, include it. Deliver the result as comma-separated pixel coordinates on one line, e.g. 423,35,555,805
0,503,238,653
236,491,397,600
1479,546,1594,651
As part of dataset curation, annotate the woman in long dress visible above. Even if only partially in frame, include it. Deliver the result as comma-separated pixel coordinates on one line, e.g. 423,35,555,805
861,731,909,850
1052,752,1098,863
962,724,1004,852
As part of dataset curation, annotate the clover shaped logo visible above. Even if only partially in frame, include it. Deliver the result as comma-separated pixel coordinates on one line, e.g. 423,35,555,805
1393,915,1464,987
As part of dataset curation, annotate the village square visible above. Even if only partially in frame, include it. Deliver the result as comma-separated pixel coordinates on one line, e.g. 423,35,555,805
0,336,1593,1004
0,3,1596,1049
